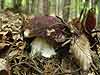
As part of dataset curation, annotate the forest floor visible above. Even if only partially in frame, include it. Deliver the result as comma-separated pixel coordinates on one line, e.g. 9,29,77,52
0,11,100,75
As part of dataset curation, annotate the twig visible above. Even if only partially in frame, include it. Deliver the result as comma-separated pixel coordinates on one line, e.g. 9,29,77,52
53,67,60,75
91,30,100,33
61,39,71,47
56,16,67,25
31,58,42,73
57,68,81,75
10,62,43,74
90,41,98,49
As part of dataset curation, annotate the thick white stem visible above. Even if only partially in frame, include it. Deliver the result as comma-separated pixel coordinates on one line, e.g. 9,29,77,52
30,37,56,58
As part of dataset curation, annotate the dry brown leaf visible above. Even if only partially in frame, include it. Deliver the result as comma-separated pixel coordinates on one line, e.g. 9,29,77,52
70,34,92,71
0,43,10,49
0,58,9,75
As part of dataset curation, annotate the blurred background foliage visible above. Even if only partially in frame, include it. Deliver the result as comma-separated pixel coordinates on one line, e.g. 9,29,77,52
0,0,99,26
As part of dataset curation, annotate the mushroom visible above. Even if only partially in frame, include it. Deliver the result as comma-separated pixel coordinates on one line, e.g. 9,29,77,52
23,16,67,45
23,16,69,58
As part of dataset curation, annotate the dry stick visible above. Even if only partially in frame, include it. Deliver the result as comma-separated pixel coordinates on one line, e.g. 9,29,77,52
10,62,43,74
90,41,98,49
53,67,60,75
56,64,64,73
91,29,100,60
91,30,100,33
57,68,81,75
30,58,42,73
91,55,100,75
52,62,80,75
90,65,99,75
61,39,71,47
55,16,71,33
56,16,67,25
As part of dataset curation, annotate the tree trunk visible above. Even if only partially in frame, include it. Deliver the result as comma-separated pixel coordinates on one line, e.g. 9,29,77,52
55,0,59,16
58,0,63,18
31,0,35,14
43,0,49,16
97,0,100,27
49,0,56,16
26,0,29,14
13,0,22,12
38,0,44,15
29,0,33,14
1,0,4,9
33,0,39,15
63,0,71,21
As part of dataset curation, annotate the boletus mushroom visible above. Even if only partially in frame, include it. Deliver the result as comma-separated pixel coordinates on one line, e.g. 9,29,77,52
23,16,70,58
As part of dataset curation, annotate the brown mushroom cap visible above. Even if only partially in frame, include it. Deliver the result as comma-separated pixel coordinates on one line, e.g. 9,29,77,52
23,16,67,47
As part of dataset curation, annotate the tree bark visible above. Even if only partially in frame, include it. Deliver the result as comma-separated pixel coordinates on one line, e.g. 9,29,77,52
38,0,44,15
49,0,56,16
97,0,100,27
1,0,4,9
63,0,71,21
26,0,29,14
43,0,49,16
13,0,22,12
29,0,33,14
31,0,35,14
